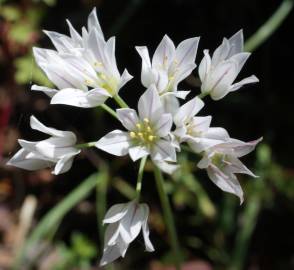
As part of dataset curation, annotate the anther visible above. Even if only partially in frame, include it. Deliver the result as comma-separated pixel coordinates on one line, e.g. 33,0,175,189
143,118,149,124
130,132,136,138
148,135,155,142
136,123,141,129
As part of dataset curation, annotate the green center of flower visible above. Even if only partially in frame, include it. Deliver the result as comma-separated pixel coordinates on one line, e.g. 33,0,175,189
129,118,157,145
211,153,227,169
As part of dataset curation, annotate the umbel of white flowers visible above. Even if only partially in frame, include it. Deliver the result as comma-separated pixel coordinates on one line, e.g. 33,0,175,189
6,7,263,266
100,200,154,266
7,116,80,175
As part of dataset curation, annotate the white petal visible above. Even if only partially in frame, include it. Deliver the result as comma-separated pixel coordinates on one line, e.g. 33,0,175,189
128,146,149,162
95,130,131,156
198,49,211,83
209,61,239,100
154,160,179,175
43,31,71,53
36,138,78,159
120,202,144,244
118,69,133,90
7,149,53,171
117,108,140,131
197,155,210,169
204,127,230,141
231,137,262,157
153,114,172,137
188,116,212,134
211,38,230,65
31,85,58,98
140,204,155,252
30,116,77,140
152,35,175,69
175,37,199,69
87,7,104,39
100,244,124,266
230,75,259,92
66,20,82,46
174,97,204,126
151,139,176,162
173,90,190,99
161,94,179,115
50,88,110,108
207,165,244,204
103,203,129,224
135,46,154,88
226,156,257,177
138,85,163,121
228,30,244,56
52,153,78,175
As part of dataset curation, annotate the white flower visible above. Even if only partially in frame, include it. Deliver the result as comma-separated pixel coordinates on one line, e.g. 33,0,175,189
173,97,230,152
7,116,80,175
198,30,259,100
95,85,178,174
32,8,132,108
100,200,154,266
197,137,263,203
136,35,199,113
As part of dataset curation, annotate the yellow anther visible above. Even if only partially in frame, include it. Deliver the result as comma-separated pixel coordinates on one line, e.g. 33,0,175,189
138,132,143,138
130,132,136,138
143,118,149,124
148,135,155,142
136,123,141,129
147,126,152,132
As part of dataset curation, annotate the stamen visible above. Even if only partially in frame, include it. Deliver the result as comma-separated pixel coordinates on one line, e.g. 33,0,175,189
130,132,136,138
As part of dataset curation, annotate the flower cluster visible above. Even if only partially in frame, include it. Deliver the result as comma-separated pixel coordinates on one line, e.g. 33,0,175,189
7,8,262,266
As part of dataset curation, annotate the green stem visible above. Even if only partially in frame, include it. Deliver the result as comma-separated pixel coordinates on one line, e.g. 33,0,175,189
245,0,293,52
154,166,181,270
101,104,118,119
76,141,96,149
113,94,129,108
135,156,147,200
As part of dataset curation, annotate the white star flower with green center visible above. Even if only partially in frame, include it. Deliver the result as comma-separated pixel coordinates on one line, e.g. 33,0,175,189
32,8,132,108
136,35,199,113
7,116,80,175
199,30,259,100
173,96,230,153
197,137,262,203
95,85,178,173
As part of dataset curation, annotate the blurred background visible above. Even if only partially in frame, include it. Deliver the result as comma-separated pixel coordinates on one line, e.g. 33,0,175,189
0,0,294,269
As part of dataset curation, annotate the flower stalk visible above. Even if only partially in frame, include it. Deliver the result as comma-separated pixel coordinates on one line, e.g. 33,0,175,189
244,0,293,52
101,104,118,119
113,94,129,108
154,166,182,270
135,156,147,200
